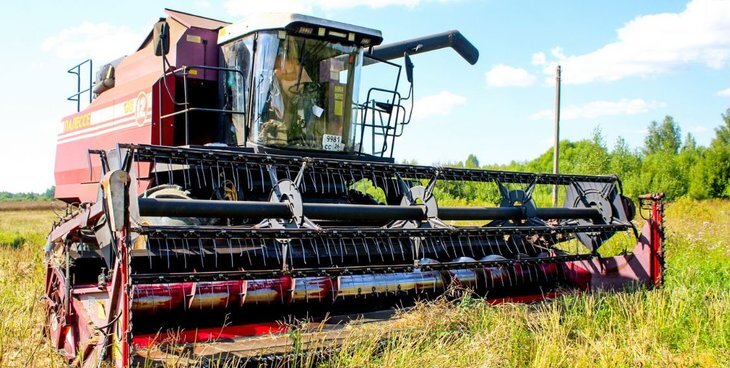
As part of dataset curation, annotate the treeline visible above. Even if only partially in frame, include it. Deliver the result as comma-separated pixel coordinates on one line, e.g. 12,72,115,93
0,187,54,201
437,109,730,203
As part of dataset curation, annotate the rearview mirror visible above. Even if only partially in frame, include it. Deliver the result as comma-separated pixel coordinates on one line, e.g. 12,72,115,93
153,19,170,56
405,53,414,83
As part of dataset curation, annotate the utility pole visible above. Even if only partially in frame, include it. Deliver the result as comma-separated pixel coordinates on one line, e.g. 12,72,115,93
552,65,561,206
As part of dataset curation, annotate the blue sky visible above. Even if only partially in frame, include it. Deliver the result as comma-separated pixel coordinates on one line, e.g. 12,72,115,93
1,0,729,193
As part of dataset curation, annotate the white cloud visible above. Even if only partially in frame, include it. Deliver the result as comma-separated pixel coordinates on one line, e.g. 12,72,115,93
531,52,546,66
412,90,466,120
530,98,666,120
225,0,456,16
538,0,730,85
716,87,730,97
226,0,313,15
41,22,144,63
689,125,709,133
485,64,536,87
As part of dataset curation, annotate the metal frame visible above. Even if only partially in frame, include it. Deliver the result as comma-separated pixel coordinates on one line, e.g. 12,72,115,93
67,59,93,112
157,65,247,146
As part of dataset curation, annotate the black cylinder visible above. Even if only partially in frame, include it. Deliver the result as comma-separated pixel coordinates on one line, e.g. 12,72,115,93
138,198,291,219
138,198,602,222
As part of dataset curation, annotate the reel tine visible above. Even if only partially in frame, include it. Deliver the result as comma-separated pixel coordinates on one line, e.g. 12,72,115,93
300,167,308,193
485,236,495,256
208,164,215,191
517,236,529,256
363,236,372,263
465,234,473,258
339,237,346,263
152,157,159,184
383,236,395,262
231,162,239,192
236,238,247,263
227,238,234,268
439,236,451,259
504,235,516,257
259,165,265,194
298,238,307,265
198,160,206,188
312,238,321,265
218,161,224,189
249,238,258,263
349,237,360,264
338,170,346,192
392,236,405,262
244,163,252,191
260,239,268,267
182,159,189,189
456,235,466,257
167,158,173,184
309,170,318,193
424,236,437,258
272,237,281,262
324,236,334,265
164,238,171,269
197,238,205,268
183,238,189,269
212,237,220,268
327,169,335,194
374,237,385,263
477,234,489,257
147,237,153,269
504,263,513,288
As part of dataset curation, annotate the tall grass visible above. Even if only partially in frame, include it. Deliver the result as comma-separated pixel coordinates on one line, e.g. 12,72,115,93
321,199,730,368
0,201,727,367
0,209,64,367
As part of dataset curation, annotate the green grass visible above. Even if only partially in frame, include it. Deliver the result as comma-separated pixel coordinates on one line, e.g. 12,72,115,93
321,199,730,368
0,209,63,368
0,201,727,367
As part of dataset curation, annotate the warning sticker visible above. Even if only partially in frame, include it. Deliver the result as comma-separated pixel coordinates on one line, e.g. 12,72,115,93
322,134,343,151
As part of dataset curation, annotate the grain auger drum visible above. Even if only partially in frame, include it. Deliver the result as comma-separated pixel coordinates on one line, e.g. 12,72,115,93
44,9,664,367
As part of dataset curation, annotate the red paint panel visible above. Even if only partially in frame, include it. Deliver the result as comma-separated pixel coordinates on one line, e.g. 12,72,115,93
132,322,287,348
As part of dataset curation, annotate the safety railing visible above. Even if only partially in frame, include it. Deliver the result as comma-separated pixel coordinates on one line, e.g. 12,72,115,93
67,59,93,112
158,65,247,145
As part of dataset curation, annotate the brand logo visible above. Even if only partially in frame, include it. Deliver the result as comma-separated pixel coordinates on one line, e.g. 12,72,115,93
134,92,149,127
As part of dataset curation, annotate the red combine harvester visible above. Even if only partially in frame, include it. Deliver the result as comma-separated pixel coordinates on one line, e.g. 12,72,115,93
45,9,664,367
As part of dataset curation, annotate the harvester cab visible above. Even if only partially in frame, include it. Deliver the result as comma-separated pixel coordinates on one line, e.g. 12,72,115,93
45,9,664,367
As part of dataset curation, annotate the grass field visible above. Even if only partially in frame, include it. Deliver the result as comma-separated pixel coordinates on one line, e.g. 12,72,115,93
0,200,727,367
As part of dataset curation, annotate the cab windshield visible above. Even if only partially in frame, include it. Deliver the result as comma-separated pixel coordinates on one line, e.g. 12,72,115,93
251,32,362,152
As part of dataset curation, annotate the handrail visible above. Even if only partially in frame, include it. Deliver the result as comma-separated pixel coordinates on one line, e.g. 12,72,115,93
158,65,247,145
67,59,93,112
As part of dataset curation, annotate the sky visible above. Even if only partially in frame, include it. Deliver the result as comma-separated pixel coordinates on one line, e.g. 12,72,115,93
1,0,729,193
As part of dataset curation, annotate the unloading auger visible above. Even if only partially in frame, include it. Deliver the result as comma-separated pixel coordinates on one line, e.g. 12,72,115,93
45,9,664,367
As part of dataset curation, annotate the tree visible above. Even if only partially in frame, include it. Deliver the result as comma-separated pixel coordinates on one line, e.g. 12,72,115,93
609,137,641,198
713,109,730,147
465,154,480,169
643,116,681,155
681,133,697,152
701,109,730,197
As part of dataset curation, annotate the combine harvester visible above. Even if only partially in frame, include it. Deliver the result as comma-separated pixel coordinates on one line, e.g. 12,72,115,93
45,9,665,367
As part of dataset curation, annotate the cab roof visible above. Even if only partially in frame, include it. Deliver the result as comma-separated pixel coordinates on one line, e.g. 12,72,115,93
218,13,383,46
